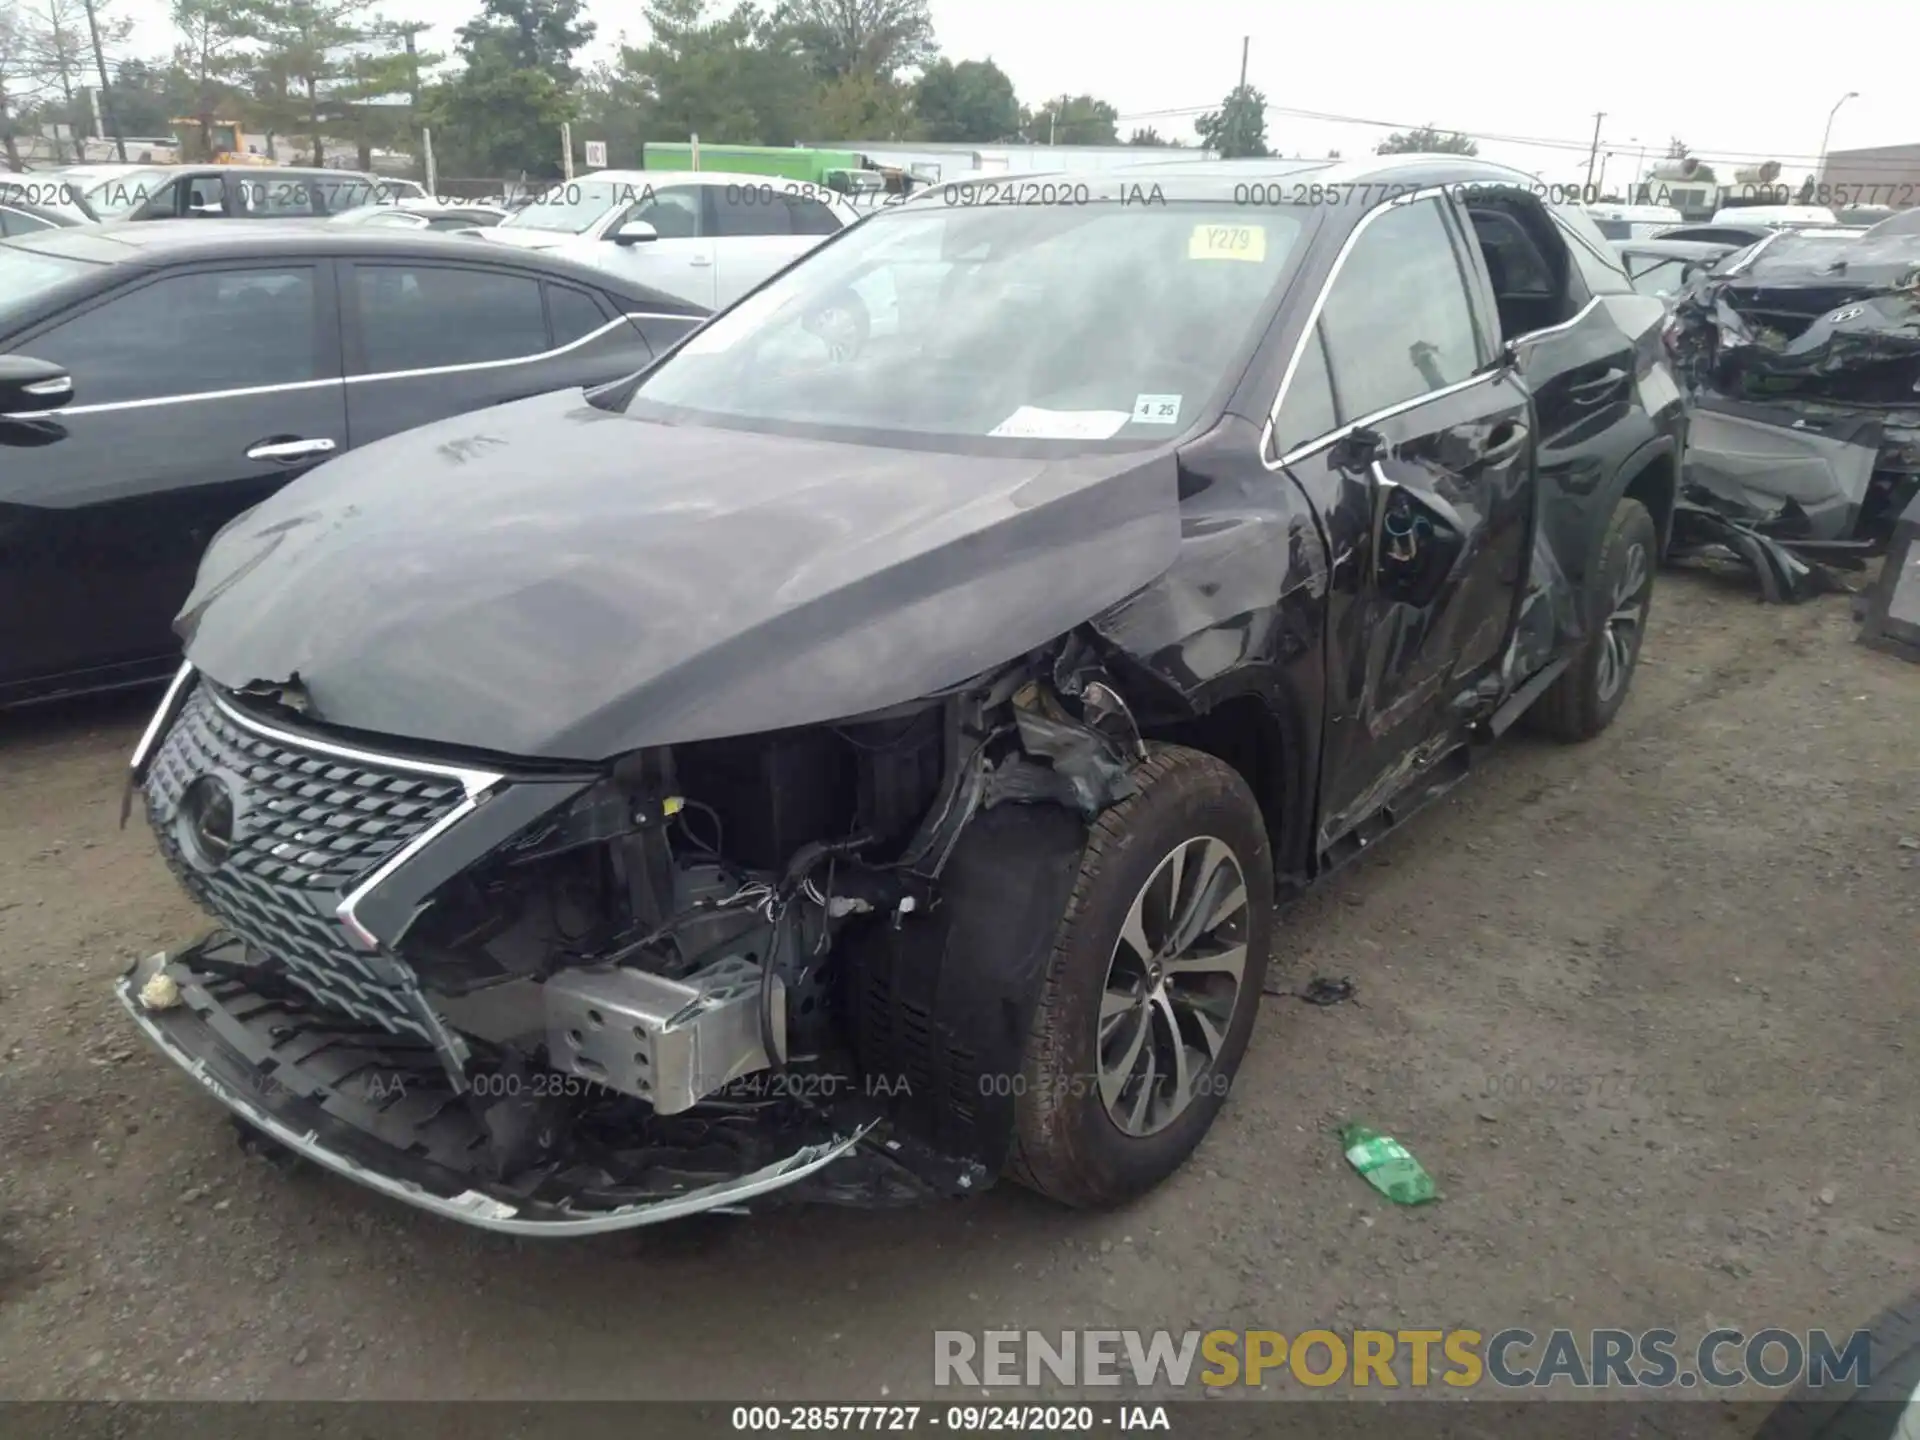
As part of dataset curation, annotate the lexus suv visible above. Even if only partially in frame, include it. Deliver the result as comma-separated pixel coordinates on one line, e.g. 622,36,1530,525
117,156,1684,1235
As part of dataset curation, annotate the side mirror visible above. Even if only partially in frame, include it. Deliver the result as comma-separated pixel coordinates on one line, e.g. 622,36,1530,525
0,355,75,413
612,220,658,246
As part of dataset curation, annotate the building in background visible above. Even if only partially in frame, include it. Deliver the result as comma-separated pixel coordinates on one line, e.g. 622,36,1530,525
1819,143,1920,195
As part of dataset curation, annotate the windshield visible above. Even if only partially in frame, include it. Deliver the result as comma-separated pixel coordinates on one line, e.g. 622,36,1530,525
80,167,176,219
621,199,1307,446
0,244,97,321
497,180,632,235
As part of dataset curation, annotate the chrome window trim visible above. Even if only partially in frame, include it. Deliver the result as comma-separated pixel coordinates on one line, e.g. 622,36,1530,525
1265,370,1504,472
1503,294,1602,349
345,312,691,385
4,312,697,418
1262,184,1605,468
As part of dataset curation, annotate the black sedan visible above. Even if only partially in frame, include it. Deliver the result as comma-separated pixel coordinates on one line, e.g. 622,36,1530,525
0,224,707,704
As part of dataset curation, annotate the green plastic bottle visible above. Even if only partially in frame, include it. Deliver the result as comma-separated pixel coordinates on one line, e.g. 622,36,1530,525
1339,1123,1437,1205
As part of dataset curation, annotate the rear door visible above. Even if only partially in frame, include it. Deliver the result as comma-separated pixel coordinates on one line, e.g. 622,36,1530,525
1271,193,1535,849
0,261,345,690
588,184,715,308
341,258,657,445
707,186,844,307
706,186,846,308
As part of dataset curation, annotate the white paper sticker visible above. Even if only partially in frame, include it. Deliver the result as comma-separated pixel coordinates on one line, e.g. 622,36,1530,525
988,406,1130,440
1132,394,1182,425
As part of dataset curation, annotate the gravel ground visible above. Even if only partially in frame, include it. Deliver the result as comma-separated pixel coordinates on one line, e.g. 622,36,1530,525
1,569,1916,1402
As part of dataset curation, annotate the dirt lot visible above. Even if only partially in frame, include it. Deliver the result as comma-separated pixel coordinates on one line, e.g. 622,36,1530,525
1,568,1916,1403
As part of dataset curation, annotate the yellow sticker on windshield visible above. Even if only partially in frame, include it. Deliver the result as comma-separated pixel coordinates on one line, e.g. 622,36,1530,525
1188,223,1266,262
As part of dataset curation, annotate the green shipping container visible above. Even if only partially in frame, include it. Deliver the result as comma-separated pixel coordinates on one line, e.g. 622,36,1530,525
640,143,866,186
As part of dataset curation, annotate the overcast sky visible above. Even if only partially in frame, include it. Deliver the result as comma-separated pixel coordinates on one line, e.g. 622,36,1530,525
111,0,1909,188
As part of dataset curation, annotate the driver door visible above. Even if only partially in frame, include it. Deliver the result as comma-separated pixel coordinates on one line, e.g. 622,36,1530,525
593,184,715,309
1271,195,1535,851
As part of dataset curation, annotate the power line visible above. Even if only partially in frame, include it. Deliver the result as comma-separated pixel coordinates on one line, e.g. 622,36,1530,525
1110,99,1920,169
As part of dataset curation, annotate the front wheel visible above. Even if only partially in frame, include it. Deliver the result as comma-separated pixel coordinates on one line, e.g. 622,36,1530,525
1006,745,1273,1209
1524,497,1657,742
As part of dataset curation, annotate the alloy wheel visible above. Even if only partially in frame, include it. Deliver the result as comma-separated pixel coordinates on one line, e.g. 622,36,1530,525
1096,836,1250,1138
1596,539,1651,703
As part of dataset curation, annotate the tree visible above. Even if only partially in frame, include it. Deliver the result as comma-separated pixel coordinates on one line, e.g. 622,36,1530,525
1375,124,1477,156
172,0,253,160
776,0,932,83
421,51,570,178
811,67,909,138
1024,92,1115,145
0,0,44,167
910,55,1013,142
455,0,590,84
1125,125,1161,146
242,0,400,165
1195,83,1266,158
330,24,436,168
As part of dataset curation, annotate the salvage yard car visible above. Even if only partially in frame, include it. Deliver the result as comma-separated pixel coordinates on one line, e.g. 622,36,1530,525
116,156,1683,1234
1666,228,1920,587
481,170,858,309
0,225,705,705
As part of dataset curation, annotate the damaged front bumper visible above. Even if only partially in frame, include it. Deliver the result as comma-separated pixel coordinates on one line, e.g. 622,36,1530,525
116,939,906,1236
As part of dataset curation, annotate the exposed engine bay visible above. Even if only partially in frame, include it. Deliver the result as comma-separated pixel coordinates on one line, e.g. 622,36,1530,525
122,636,1142,1231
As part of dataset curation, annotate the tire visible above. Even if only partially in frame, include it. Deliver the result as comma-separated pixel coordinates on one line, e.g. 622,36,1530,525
1754,1293,1920,1440
1006,744,1273,1209
1524,497,1657,742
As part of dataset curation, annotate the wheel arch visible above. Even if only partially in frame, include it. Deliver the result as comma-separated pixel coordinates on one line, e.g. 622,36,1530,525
1616,434,1680,561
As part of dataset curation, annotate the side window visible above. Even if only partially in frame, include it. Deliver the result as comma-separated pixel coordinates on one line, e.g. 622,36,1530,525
183,175,226,216
546,284,610,346
134,176,183,218
789,197,843,237
1318,198,1481,422
1271,323,1339,458
353,264,549,372
0,206,56,236
1625,257,1688,298
25,268,319,404
235,177,316,218
621,186,701,240
710,186,794,238
1557,220,1633,296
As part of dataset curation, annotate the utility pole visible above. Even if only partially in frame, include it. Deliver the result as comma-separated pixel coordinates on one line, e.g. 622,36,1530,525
1238,36,1249,90
1583,111,1604,196
79,0,126,162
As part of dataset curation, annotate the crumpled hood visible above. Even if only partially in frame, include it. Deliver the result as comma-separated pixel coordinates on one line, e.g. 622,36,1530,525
178,389,1183,761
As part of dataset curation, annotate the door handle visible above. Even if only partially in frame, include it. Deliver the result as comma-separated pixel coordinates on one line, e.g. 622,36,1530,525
1568,368,1627,404
688,255,713,266
246,437,336,463
1481,421,1530,468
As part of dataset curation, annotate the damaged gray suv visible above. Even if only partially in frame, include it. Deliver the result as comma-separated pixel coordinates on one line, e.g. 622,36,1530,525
118,157,1685,1233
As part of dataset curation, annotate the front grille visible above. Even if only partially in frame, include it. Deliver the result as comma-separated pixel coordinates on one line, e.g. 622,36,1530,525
145,683,466,1040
